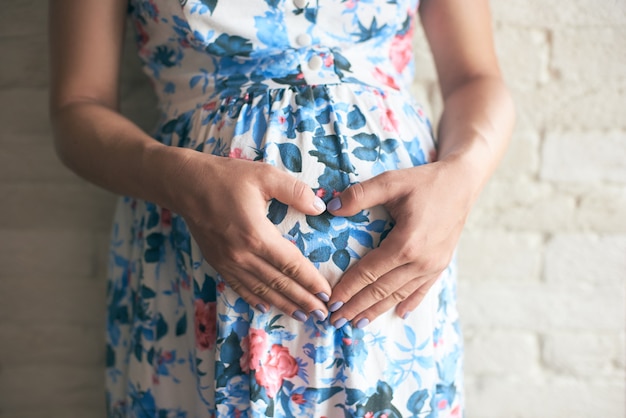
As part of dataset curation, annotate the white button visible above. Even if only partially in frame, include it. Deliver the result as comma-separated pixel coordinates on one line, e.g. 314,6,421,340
296,33,313,46
293,0,308,8
307,55,323,71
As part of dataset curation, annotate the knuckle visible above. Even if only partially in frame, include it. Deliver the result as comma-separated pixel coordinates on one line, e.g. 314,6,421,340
226,277,243,292
356,267,379,287
376,171,394,191
266,274,291,292
368,285,390,302
420,256,447,274
291,180,308,201
250,282,270,297
347,182,365,203
226,248,246,264
390,286,413,303
398,242,420,263
279,260,301,279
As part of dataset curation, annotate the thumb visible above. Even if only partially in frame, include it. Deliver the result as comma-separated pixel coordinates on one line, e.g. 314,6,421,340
265,169,326,215
327,174,394,217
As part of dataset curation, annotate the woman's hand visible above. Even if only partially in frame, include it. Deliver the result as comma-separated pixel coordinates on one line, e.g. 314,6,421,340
167,149,332,322
320,0,515,328
325,158,478,328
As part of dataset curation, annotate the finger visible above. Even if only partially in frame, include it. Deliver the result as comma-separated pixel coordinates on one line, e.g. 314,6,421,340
243,248,330,321
222,265,314,321
326,171,400,217
232,219,332,311
395,272,443,319
264,167,326,215
329,263,417,323
327,227,412,312
349,274,439,329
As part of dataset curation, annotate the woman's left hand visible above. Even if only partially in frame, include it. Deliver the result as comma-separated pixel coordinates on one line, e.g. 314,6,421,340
326,158,478,328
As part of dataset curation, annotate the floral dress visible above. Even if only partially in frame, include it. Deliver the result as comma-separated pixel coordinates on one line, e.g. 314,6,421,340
106,0,464,417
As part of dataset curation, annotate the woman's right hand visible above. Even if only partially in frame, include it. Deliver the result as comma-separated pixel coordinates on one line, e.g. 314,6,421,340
164,148,332,322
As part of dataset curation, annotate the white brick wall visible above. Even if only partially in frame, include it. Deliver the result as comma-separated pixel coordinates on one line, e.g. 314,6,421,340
0,1,624,417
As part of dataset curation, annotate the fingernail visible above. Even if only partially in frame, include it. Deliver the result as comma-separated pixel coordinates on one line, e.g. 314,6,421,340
311,309,326,321
333,317,348,328
292,310,308,322
402,311,411,320
256,304,268,314
329,301,343,312
313,196,326,212
316,292,330,302
327,197,342,212
355,318,369,329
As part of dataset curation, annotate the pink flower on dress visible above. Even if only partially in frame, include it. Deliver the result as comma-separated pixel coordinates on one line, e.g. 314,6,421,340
380,107,400,132
324,54,334,67
389,29,414,73
194,299,216,351
241,328,269,372
372,67,400,90
291,393,306,405
255,344,299,398
161,208,172,227
228,147,252,160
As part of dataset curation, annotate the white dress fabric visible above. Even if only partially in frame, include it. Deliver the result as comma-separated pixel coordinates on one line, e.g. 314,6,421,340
105,0,464,417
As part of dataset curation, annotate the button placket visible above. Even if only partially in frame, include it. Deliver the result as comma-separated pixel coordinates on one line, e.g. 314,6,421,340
307,54,323,71
293,0,308,9
296,33,313,47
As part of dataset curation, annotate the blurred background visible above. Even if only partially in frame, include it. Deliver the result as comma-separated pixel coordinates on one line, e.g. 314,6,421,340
0,1,624,417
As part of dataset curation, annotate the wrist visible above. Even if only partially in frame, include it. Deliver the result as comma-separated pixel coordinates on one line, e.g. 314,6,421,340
139,143,201,214
435,150,490,205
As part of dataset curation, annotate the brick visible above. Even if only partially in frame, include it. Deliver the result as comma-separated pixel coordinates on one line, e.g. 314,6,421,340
552,27,626,85
0,36,49,89
468,178,577,233
464,375,625,418
512,82,626,132
119,81,160,133
0,365,103,410
463,331,539,376
458,282,625,332
542,332,626,378
2,409,105,418
0,322,104,367
458,230,543,282
0,89,51,136
0,277,106,325
0,183,117,230
0,230,95,278
0,139,77,182
545,234,626,286
493,129,540,179
0,0,48,37
576,185,626,233
491,0,626,26
411,22,438,82
494,25,550,89
541,130,626,184
94,231,114,280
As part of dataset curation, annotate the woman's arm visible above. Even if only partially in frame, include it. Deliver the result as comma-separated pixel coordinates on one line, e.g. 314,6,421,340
326,0,515,327
49,0,332,321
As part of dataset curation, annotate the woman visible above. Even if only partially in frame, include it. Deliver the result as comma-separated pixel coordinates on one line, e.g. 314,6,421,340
49,0,514,416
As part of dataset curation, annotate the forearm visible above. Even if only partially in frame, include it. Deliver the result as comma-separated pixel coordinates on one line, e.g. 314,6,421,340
50,101,191,211
435,75,515,200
